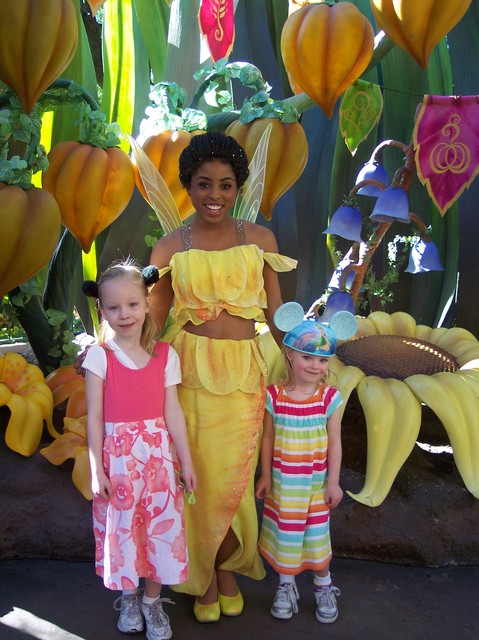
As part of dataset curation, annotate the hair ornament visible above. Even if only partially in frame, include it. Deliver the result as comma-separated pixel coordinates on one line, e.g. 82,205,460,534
141,265,160,286
81,280,99,299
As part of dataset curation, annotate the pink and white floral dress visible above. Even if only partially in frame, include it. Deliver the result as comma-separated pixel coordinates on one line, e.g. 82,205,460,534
83,340,188,590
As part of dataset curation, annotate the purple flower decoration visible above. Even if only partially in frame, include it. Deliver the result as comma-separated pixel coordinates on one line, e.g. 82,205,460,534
369,186,410,224
355,161,388,197
320,291,356,322
323,205,363,242
405,239,444,274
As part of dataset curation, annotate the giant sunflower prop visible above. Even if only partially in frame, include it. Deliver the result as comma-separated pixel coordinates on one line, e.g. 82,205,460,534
330,310,479,507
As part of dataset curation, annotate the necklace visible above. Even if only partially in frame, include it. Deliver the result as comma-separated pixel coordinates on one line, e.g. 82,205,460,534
298,386,318,396
286,385,318,397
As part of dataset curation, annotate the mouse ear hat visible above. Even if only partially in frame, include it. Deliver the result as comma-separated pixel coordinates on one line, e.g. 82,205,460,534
274,302,357,357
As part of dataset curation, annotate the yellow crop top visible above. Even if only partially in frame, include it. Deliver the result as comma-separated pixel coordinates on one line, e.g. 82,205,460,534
158,244,297,328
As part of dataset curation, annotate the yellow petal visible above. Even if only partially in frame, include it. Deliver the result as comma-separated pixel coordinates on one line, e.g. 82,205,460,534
390,311,416,337
72,448,93,500
406,372,479,498
368,311,395,335
334,365,365,419
5,394,43,456
40,432,85,464
347,376,421,507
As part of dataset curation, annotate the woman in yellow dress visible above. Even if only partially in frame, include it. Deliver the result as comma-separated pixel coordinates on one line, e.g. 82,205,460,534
149,131,297,622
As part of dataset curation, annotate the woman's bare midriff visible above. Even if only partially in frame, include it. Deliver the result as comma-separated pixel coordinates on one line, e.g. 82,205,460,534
183,311,255,340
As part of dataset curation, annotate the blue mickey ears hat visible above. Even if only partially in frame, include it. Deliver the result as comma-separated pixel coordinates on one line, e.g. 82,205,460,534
274,301,357,357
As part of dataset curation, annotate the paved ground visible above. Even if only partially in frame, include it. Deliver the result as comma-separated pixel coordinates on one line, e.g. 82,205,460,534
1,557,478,640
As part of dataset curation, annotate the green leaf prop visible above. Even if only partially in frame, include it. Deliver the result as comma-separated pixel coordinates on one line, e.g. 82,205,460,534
339,80,383,156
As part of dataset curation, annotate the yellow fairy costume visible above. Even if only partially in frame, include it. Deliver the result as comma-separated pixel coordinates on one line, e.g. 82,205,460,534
160,219,297,596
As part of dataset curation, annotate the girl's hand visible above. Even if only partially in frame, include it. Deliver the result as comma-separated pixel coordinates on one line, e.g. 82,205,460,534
255,474,271,499
92,471,111,500
181,462,197,493
325,483,343,509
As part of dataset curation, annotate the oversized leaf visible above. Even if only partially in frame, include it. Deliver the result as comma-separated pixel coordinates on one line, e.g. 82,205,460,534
133,0,171,84
128,135,182,234
339,80,383,156
232,123,272,222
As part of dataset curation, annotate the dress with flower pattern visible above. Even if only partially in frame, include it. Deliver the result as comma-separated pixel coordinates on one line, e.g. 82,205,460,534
84,341,188,591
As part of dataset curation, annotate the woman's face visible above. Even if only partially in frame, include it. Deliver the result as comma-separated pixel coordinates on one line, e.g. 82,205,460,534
187,158,238,221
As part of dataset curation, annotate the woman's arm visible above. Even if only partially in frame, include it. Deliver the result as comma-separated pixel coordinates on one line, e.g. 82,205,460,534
85,370,111,499
255,410,275,499
248,223,285,347
325,406,343,508
149,238,176,330
163,384,197,493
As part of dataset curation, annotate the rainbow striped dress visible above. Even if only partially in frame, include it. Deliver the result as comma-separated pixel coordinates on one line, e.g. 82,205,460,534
258,383,342,575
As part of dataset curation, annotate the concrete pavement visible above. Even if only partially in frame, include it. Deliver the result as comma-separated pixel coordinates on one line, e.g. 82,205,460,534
1,557,478,639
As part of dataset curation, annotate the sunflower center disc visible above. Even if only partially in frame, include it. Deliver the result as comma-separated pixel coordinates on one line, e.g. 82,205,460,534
336,335,460,380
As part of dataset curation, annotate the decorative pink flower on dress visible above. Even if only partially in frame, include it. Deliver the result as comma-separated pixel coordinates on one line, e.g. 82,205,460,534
135,546,157,580
93,527,105,564
132,504,151,547
108,532,125,574
171,531,187,563
93,498,108,526
174,489,185,513
110,473,135,510
143,456,169,493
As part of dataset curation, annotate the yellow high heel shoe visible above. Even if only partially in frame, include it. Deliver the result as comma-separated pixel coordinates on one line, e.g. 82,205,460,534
193,598,221,623
219,590,244,616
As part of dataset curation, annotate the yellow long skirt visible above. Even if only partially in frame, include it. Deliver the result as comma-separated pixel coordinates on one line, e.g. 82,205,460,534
168,329,268,596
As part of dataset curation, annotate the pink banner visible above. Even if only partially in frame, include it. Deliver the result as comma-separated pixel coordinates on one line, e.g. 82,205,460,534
413,95,479,215
198,0,235,62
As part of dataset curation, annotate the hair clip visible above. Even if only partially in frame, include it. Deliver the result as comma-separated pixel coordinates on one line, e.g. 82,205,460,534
141,265,160,286
81,280,99,299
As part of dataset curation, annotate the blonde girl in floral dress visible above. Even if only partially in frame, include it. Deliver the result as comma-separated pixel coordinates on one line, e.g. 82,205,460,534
83,261,196,640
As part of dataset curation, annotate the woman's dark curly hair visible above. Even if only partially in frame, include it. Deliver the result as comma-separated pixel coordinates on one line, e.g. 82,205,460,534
179,131,249,189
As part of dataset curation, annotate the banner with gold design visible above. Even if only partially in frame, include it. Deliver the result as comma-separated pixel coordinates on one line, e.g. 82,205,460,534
339,80,383,156
413,95,479,215
198,0,235,62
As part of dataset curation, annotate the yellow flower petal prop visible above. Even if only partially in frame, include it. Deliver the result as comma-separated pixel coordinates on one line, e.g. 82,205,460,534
0,352,56,456
329,357,365,420
405,373,479,499
45,364,86,407
40,416,93,500
337,311,479,506
346,376,422,507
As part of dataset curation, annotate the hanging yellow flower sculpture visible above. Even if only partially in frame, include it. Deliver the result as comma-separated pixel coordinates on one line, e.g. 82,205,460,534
0,352,59,456
330,311,479,507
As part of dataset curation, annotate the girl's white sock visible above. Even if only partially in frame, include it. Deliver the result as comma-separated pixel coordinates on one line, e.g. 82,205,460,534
142,594,160,605
279,573,296,585
314,572,331,587
122,589,138,596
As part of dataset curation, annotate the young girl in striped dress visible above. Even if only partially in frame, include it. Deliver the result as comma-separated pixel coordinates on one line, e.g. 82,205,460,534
256,305,352,625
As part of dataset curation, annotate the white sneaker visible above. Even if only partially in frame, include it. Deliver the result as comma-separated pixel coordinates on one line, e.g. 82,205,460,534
141,598,173,640
114,593,144,634
314,584,340,623
270,582,300,619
